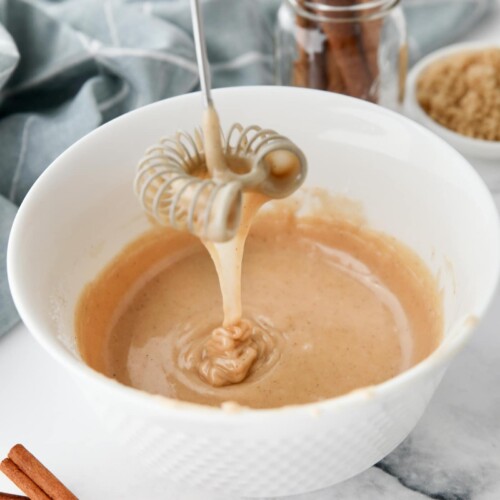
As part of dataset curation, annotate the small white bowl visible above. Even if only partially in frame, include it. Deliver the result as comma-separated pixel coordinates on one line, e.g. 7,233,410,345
7,87,500,497
406,41,500,161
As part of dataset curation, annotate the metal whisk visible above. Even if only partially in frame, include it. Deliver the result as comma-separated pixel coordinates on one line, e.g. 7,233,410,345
134,0,307,242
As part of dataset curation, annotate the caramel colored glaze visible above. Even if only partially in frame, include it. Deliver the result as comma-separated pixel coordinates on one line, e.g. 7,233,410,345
76,210,442,409
200,194,269,386
202,194,267,327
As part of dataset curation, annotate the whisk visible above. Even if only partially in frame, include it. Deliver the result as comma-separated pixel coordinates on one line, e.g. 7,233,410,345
134,0,307,242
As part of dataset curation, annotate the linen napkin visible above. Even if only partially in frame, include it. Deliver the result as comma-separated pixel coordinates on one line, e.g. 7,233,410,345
0,0,493,337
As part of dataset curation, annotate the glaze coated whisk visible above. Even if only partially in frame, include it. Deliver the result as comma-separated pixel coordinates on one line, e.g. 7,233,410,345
134,0,307,242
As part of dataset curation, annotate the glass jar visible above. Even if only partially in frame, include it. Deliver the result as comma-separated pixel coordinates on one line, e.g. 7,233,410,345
275,0,407,109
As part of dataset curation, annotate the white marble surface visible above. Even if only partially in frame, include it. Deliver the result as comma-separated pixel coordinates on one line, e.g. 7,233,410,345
1,8,500,500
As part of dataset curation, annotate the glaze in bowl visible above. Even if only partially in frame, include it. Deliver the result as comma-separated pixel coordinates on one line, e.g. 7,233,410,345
7,87,500,497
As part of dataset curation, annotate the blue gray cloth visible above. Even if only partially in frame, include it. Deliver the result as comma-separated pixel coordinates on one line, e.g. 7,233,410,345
0,0,493,337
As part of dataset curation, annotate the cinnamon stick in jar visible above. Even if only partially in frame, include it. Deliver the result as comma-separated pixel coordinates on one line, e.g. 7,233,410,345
293,0,328,89
292,0,382,102
314,0,372,100
357,0,382,99
325,43,347,94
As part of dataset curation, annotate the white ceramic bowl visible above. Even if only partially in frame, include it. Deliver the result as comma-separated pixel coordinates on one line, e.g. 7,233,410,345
406,41,500,161
7,87,500,498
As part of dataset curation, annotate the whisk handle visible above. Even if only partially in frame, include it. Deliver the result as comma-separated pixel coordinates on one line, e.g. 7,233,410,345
190,0,212,108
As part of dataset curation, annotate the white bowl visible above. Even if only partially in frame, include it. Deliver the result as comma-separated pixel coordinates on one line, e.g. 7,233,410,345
406,41,500,161
7,87,500,498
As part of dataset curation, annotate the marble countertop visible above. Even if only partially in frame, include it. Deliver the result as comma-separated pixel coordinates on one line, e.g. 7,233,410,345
1,7,500,500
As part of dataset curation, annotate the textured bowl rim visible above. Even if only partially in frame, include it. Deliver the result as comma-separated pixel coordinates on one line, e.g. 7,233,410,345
405,41,500,159
7,86,500,423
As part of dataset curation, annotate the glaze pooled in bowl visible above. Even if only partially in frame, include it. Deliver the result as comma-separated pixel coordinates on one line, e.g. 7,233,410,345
76,193,442,409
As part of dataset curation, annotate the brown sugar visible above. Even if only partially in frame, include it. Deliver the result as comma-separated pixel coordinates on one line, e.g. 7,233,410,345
417,48,500,141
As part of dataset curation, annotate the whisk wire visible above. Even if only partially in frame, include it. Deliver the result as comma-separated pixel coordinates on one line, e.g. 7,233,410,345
135,122,306,242
188,180,213,233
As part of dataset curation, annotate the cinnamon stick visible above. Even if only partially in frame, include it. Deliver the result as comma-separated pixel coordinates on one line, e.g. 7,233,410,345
357,0,382,101
0,493,29,499
357,0,382,80
398,43,408,103
8,445,77,500
308,49,328,90
293,0,328,89
316,0,372,99
0,459,50,500
325,41,347,93
293,0,311,86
